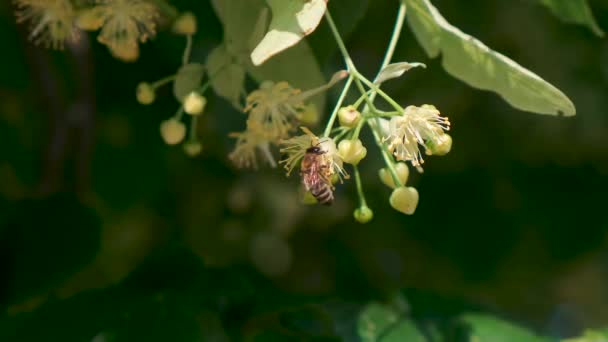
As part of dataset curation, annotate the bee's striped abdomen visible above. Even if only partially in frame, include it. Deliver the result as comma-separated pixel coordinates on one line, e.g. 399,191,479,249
311,182,333,205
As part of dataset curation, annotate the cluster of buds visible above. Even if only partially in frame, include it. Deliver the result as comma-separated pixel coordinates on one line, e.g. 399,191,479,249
135,11,205,156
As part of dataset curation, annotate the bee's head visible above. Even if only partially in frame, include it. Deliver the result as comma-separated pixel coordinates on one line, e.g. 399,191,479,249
306,146,323,154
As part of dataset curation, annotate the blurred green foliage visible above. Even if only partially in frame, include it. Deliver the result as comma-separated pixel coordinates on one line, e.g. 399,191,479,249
0,0,608,341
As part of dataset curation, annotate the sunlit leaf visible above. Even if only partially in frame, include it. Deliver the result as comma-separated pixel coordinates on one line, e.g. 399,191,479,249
357,302,425,342
173,63,204,102
210,0,266,54
404,0,576,116
251,0,328,66
210,0,326,111
375,62,426,85
461,314,550,342
536,0,604,37
206,45,246,108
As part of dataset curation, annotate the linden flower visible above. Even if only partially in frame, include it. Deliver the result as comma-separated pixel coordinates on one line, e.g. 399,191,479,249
385,105,450,168
14,0,79,50
244,81,307,142
228,130,277,169
245,71,349,142
87,0,159,62
280,127,348,181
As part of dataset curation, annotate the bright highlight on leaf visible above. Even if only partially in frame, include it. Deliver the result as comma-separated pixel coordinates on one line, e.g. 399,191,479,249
404,0,576,116
536,0,604,37
251,0,328,66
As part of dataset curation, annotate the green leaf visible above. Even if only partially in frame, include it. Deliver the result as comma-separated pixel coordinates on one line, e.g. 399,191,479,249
173,63,204,102
247,36,327,111
251,0,328,66
210,0,267,54
375,62,426,85
461,314,550,342
404,0,576,116
563,328,608,342
206,45,246,108
210,0,326,111
536,0,604,37
357,302,425,342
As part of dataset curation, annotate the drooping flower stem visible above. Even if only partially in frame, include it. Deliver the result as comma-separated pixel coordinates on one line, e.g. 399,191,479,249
353,165,368,208
323,76,353,137
182,35,193,65
152,75,176,88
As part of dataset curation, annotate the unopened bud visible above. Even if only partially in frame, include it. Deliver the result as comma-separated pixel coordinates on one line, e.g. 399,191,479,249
338,139,367,165
389,187,419,215
183,92,206,115
354,206,373,223
183,141,202,156
160,119,186,145
338,105,361,128
378,163,409,189
426,134,452,156
172,12,197,35
136,82,155,105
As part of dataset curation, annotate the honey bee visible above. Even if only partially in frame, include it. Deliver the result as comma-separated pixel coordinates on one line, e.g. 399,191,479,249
300,144,334,205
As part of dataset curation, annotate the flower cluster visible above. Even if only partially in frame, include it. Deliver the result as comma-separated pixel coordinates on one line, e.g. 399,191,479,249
228,81,314,168
228,71,347,169
14,0,79,49
12,0,182,62
385,104,451,168
77,0,159,62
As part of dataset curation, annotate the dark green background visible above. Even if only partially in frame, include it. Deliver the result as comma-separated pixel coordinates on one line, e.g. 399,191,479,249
0,0,607,340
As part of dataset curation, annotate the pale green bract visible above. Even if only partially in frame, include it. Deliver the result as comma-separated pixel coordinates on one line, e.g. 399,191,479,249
173,63,204,103
206,45,246,109
357,302,425,342
404,0,576,116
251,0,328,66
209,0,326,111
374,62,426,85
536,0,604,37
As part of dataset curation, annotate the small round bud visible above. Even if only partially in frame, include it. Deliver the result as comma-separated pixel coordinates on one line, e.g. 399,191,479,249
338,105,361,128
299,104,319,125
172,12,197,35
183,92,206,115
337,139,367,165
183,141,202,156
389,187,419,215
160,119,186,145
378,163,409,189
426,134,452,156
136,82,155,105
301,190,318,205
354,206,374,223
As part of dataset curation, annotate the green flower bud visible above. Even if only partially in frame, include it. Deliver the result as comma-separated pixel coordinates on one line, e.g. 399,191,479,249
337,139,367,165
183,141,202,156
354,206,373,223
136,82,155,105
172,12,197,35
378,163,409,189
426,134,452,156
389,186,419,215
338,105,361,128
160,119,186,145
183,92,206,115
